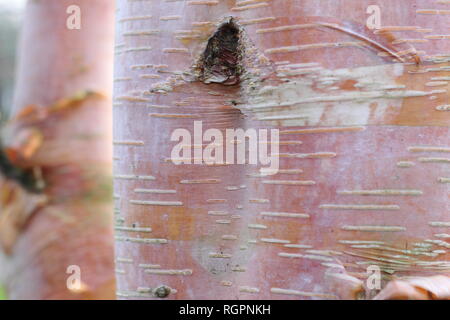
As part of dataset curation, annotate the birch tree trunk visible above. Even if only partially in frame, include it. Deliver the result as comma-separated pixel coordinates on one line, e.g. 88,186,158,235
114,0,450,299
0,0,116,299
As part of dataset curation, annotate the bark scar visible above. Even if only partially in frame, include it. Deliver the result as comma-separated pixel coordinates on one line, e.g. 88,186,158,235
197,18,243,86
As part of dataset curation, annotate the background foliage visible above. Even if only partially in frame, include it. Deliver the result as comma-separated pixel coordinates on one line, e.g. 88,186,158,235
0,4,23,121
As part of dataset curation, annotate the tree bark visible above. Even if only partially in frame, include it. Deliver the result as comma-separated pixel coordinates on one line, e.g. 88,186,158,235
0,0,116,299
114,0,450,299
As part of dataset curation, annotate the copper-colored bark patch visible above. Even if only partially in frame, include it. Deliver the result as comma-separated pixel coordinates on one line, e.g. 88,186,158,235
0,179,47,254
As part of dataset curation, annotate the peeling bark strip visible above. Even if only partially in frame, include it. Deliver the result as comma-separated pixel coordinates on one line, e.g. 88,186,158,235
0,0,115,299
114,0,450,300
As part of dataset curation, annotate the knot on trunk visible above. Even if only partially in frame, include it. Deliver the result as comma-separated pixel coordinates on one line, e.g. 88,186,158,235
198,18,243,86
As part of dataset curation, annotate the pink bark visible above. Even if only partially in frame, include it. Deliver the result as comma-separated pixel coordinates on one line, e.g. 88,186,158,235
114,0,449,299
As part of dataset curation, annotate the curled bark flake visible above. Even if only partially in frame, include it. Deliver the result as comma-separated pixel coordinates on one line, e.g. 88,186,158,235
0,145,44,193
374,276,450,300
324,262,365,300
12,90,104,125
0,179,47,254
50,90,105,112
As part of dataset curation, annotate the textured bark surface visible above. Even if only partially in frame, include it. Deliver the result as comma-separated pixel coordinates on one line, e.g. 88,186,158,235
114,0,449,299
0,0,116,299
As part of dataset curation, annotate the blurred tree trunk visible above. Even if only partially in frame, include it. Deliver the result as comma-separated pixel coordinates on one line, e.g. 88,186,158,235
114,0,450,299
0,0,115,299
